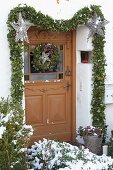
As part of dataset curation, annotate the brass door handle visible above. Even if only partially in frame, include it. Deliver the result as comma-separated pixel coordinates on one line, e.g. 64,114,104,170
47,119,54,124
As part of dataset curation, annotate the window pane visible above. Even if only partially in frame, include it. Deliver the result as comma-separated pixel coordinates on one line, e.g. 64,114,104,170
24,43,64,81
30,74,57,80
24,75,29,80
57,45,63,72
59,73,63,79
24,51,29,75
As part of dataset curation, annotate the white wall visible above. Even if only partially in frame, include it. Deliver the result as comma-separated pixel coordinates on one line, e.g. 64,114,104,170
0,0,113,138
76,63,92,128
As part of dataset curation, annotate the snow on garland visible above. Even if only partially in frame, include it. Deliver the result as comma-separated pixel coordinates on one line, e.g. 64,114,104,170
32,43,61,72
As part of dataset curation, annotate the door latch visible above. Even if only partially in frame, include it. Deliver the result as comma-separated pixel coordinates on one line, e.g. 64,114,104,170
64,81,71,91
47,119,49,124
65,66,71,76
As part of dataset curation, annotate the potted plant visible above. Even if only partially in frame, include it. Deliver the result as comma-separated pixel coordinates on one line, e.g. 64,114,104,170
78,126,103,155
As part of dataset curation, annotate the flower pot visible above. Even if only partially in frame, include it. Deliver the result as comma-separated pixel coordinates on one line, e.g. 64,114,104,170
83,135,102,155
103,145,108,155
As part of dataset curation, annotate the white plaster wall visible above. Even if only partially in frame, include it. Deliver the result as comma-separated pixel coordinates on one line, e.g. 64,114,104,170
76,26,93,52
76,25,93,130
0,0,113,138
76,63,92,129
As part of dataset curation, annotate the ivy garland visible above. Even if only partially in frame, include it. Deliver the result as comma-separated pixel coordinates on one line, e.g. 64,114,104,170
91,33,106,140
7,4,106,135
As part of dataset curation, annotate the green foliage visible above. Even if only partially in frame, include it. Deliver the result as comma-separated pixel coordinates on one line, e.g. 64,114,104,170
7,4,106,141
0,98,33,169
91,34,106,141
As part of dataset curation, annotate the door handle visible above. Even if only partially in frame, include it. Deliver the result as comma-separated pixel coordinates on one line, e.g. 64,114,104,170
47,119,54,124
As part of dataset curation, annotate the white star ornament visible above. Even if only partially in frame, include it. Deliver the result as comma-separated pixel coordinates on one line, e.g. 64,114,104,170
11,13,33,42
86,13,109,40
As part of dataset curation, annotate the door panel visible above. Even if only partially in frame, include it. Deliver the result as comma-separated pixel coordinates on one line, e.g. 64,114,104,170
26,95,44,125
24,28,75,143
47,93,66,124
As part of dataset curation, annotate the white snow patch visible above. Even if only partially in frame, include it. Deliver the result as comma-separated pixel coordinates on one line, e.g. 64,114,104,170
0,126,6,138
27,139,113,170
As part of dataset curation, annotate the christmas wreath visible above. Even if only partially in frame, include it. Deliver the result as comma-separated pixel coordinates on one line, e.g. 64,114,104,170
32,43,61,72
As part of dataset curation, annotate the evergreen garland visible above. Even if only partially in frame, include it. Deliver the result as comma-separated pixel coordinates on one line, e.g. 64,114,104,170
91,34,106,139
7,4,106,135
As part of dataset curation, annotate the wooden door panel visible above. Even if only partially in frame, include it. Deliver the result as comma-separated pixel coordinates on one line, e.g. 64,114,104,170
25,95,44,125
24,29,76,143
47,93,66,124
25,82,71,141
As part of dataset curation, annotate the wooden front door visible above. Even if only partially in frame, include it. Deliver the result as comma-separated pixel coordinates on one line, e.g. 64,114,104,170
24,28,76,143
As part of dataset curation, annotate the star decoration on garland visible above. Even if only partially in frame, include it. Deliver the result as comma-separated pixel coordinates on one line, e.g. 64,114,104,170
11,13,33,42
86,13,109,40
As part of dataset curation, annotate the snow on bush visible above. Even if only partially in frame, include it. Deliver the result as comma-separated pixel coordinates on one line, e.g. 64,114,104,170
27,139,113,170
0,125,6,138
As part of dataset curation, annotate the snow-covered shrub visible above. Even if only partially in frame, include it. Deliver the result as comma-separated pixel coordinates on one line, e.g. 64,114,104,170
27,138,78,170
27,139,113,170
0,98,33,169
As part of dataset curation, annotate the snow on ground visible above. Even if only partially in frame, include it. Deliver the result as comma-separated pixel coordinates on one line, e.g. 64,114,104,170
27,139,113,170
59,150,113,170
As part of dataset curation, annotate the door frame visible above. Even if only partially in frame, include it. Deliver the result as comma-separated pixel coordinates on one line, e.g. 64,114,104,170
71,30,76,142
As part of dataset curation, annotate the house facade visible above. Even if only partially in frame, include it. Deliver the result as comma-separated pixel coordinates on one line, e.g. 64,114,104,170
0,0,113,142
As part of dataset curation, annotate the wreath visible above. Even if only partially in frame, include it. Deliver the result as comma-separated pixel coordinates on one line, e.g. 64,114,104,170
32,43,61,72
